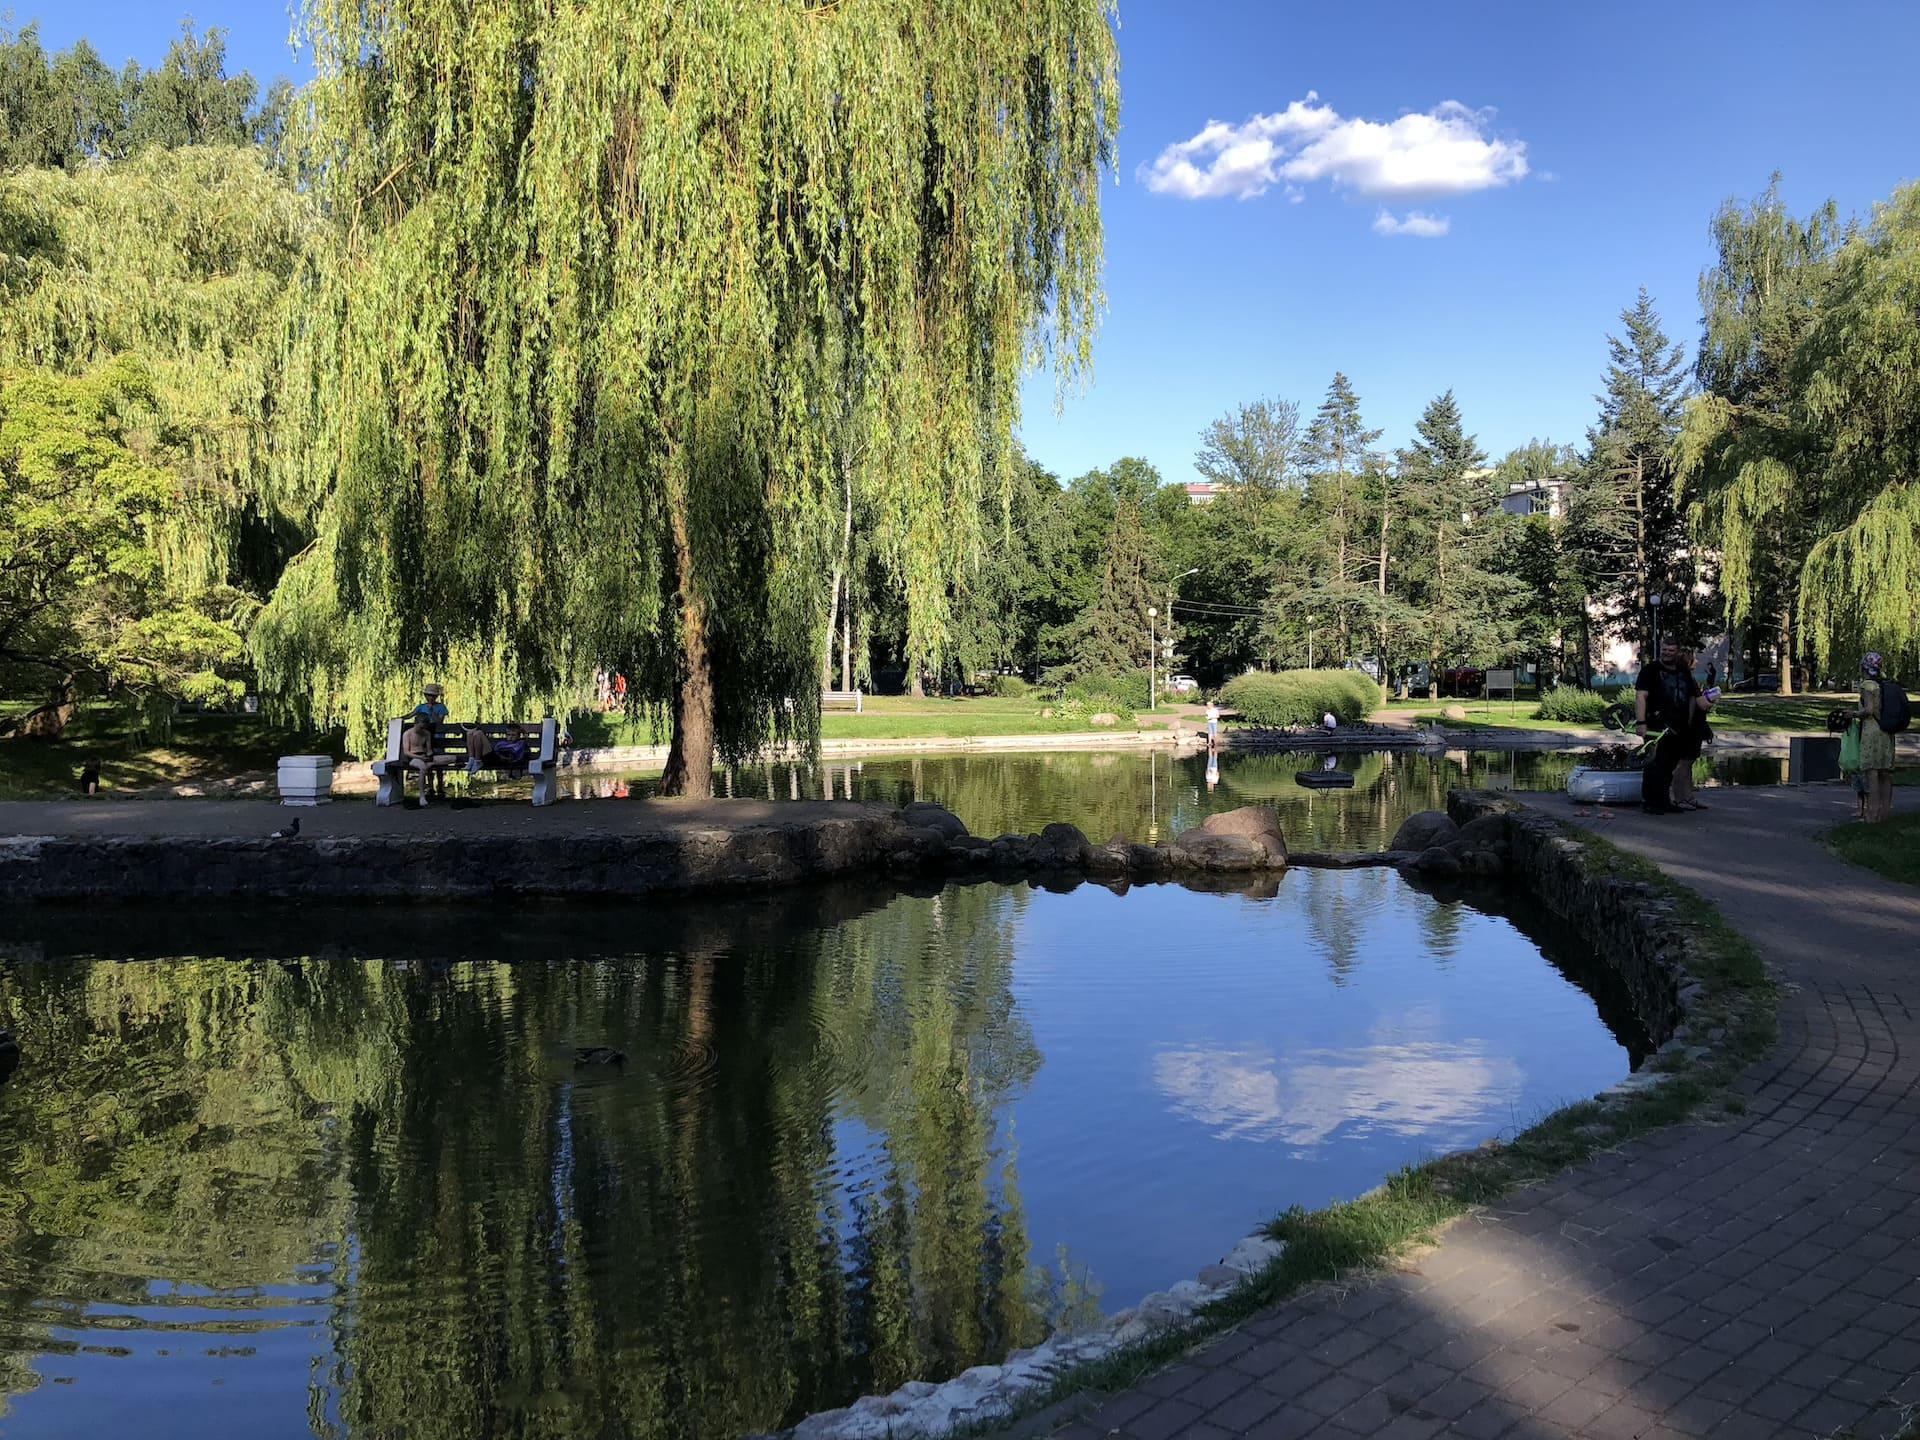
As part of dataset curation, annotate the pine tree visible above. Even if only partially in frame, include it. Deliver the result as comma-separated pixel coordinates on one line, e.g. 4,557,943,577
1572,289,1690,667
1396,391,1518,697
1302,372,1383,666
1052,497,1158,680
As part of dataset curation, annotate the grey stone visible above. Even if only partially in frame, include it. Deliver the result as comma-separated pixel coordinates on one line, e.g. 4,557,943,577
900,801,968,840
1169,831,1268,871
1033,822,1093,867
1391,810,1459,851
1409,845,1463,876
1184,805,1289,864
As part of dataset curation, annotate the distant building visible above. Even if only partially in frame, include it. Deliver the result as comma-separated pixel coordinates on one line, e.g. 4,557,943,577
1184,481,1221,506
1462,471,1573,525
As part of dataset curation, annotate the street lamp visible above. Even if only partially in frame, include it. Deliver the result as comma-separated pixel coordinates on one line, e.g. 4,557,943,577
1155,568,1199,710
1147,606,1158,710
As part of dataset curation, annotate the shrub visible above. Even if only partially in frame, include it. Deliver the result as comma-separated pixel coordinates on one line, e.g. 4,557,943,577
1535,684,1627,723
1218,669,1378,729
988,674,1030,698
1052,669,1151,710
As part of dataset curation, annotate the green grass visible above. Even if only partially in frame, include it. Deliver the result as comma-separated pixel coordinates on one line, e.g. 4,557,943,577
962,823,1775,1436
1828,811,1920,887
0,704,346,799
1379,691,1856,736
577,694,1184,746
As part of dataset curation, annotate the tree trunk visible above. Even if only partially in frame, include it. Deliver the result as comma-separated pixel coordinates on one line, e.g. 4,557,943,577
1427,523,1445,701
9,675,78,740
841,603,853,693
1777,607,1796,697
1632,455,1649,654
824,451,854,689
659,473,716,800
822,573,841,690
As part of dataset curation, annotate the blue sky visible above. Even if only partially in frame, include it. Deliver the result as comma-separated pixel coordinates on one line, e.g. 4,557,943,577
37,2,1920,485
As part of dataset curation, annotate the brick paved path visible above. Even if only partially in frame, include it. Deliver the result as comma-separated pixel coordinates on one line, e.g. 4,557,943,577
1009,785,1920,1440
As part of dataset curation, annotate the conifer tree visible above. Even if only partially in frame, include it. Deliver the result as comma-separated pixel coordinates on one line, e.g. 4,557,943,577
1572,289,1690,663
1302,372,1383,664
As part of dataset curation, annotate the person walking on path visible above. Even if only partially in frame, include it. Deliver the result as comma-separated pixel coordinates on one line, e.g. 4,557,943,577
1635,640,1710,815
1856,651,1898,822
1670,646,1718,812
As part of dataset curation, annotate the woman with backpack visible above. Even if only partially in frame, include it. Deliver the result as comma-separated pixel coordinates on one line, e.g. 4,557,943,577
1857,652,1902,823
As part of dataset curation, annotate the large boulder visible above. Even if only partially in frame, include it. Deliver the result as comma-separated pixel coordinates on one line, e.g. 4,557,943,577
1181,805,1288,865
1391,810,1459,852
901,801,968,841
1032,822,1093,868
1406,846,1462,877
1169,831,1269,872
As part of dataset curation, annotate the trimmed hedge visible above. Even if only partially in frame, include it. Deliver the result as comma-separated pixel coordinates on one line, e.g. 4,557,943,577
1218,669,1378,729
1535,684,1627,723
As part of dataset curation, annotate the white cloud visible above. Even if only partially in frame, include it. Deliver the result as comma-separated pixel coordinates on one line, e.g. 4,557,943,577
1372,209,1451,238
1140,93,1528,213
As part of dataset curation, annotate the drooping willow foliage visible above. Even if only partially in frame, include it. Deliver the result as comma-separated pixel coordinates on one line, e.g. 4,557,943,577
262,0,1119,785
1680,178,1920,677
0,147,319,722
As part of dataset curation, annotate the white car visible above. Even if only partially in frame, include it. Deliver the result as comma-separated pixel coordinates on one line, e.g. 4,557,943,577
1166,674,1200,695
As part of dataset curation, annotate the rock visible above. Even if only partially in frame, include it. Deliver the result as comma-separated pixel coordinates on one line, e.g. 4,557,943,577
900,801,968,841
1197,1264,1240,1290
1459,848,1506,877
1442,704,1469,721
1409,846,1462,877
1125,842,1175,878
1448,812,1511,852
1169,831,1268,871
1390,810,1459,852
1032,822,1093,868
1088,711,1119,727
1221,1234,1285,1275
1186,805,1289,864
1087,839,1130,879
989,834,1033,867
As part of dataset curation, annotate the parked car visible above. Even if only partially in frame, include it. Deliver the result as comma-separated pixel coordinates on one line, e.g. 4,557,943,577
1165,674,1200,695
1729,672,1780,693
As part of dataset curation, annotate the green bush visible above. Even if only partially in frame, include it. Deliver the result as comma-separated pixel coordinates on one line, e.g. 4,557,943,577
1534,684,1626,723
1053,669,1151,710
1050,694,1135,725
987,674,1030,698
1218,669,1378,729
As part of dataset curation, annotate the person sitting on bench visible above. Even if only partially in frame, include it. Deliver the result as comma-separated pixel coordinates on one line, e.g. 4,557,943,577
402,715,443,803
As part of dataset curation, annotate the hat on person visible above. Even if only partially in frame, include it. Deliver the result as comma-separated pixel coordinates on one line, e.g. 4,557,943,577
423,683,444,697
1863,652,1883,678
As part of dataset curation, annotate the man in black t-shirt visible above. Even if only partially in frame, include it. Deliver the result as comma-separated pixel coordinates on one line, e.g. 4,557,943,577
1635,640,1702,815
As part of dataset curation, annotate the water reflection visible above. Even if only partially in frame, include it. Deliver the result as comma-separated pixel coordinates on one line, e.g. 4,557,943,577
0,872,1633,1439
554,747,1787,849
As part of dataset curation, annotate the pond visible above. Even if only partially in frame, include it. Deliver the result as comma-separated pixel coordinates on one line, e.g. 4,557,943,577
558,745,1789,850
0,869,1641,1439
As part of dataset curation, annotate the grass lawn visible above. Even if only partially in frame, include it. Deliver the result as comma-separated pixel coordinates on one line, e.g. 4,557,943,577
573,693,1186,747
0,704,345,799
1379,691,1854,735
1828,811,1920,887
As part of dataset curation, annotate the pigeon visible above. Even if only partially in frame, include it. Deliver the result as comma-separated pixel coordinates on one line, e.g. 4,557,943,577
269,816,302,840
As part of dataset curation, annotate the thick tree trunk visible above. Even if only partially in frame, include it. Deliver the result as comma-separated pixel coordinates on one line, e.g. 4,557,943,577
8,676,78,740
1777,607,1796,697
824,452,854,690
909,666,923,698
659,477,716,800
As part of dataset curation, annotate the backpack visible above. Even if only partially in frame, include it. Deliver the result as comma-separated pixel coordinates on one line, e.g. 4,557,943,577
1879,678,1912,734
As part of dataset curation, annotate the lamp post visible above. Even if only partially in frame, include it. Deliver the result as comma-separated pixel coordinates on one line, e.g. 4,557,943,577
1148,606,1158,710
1160,568,1198,709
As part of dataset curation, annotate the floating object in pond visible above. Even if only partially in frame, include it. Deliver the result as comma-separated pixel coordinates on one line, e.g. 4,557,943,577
574,1046,627,1067
1294,770,1355,789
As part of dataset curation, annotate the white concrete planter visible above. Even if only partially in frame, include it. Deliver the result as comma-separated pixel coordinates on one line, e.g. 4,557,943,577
276,755,335,806
1565,765,1641,805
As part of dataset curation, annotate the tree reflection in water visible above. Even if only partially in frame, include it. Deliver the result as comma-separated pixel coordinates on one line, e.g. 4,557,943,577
0,885,1050,1439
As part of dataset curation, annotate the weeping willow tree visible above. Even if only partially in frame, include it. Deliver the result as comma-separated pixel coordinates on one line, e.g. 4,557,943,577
0,146,318,729
262,1,1119,792
1794,183,1920,673
1675,178,1844,691
1681,179,1920,676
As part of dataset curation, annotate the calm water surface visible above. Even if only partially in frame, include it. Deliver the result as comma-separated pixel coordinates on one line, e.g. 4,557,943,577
0,867,1636,1439
561,745,1787,847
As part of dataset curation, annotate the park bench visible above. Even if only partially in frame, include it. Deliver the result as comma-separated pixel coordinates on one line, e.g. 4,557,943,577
372,717,561,807
822,689,864,713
